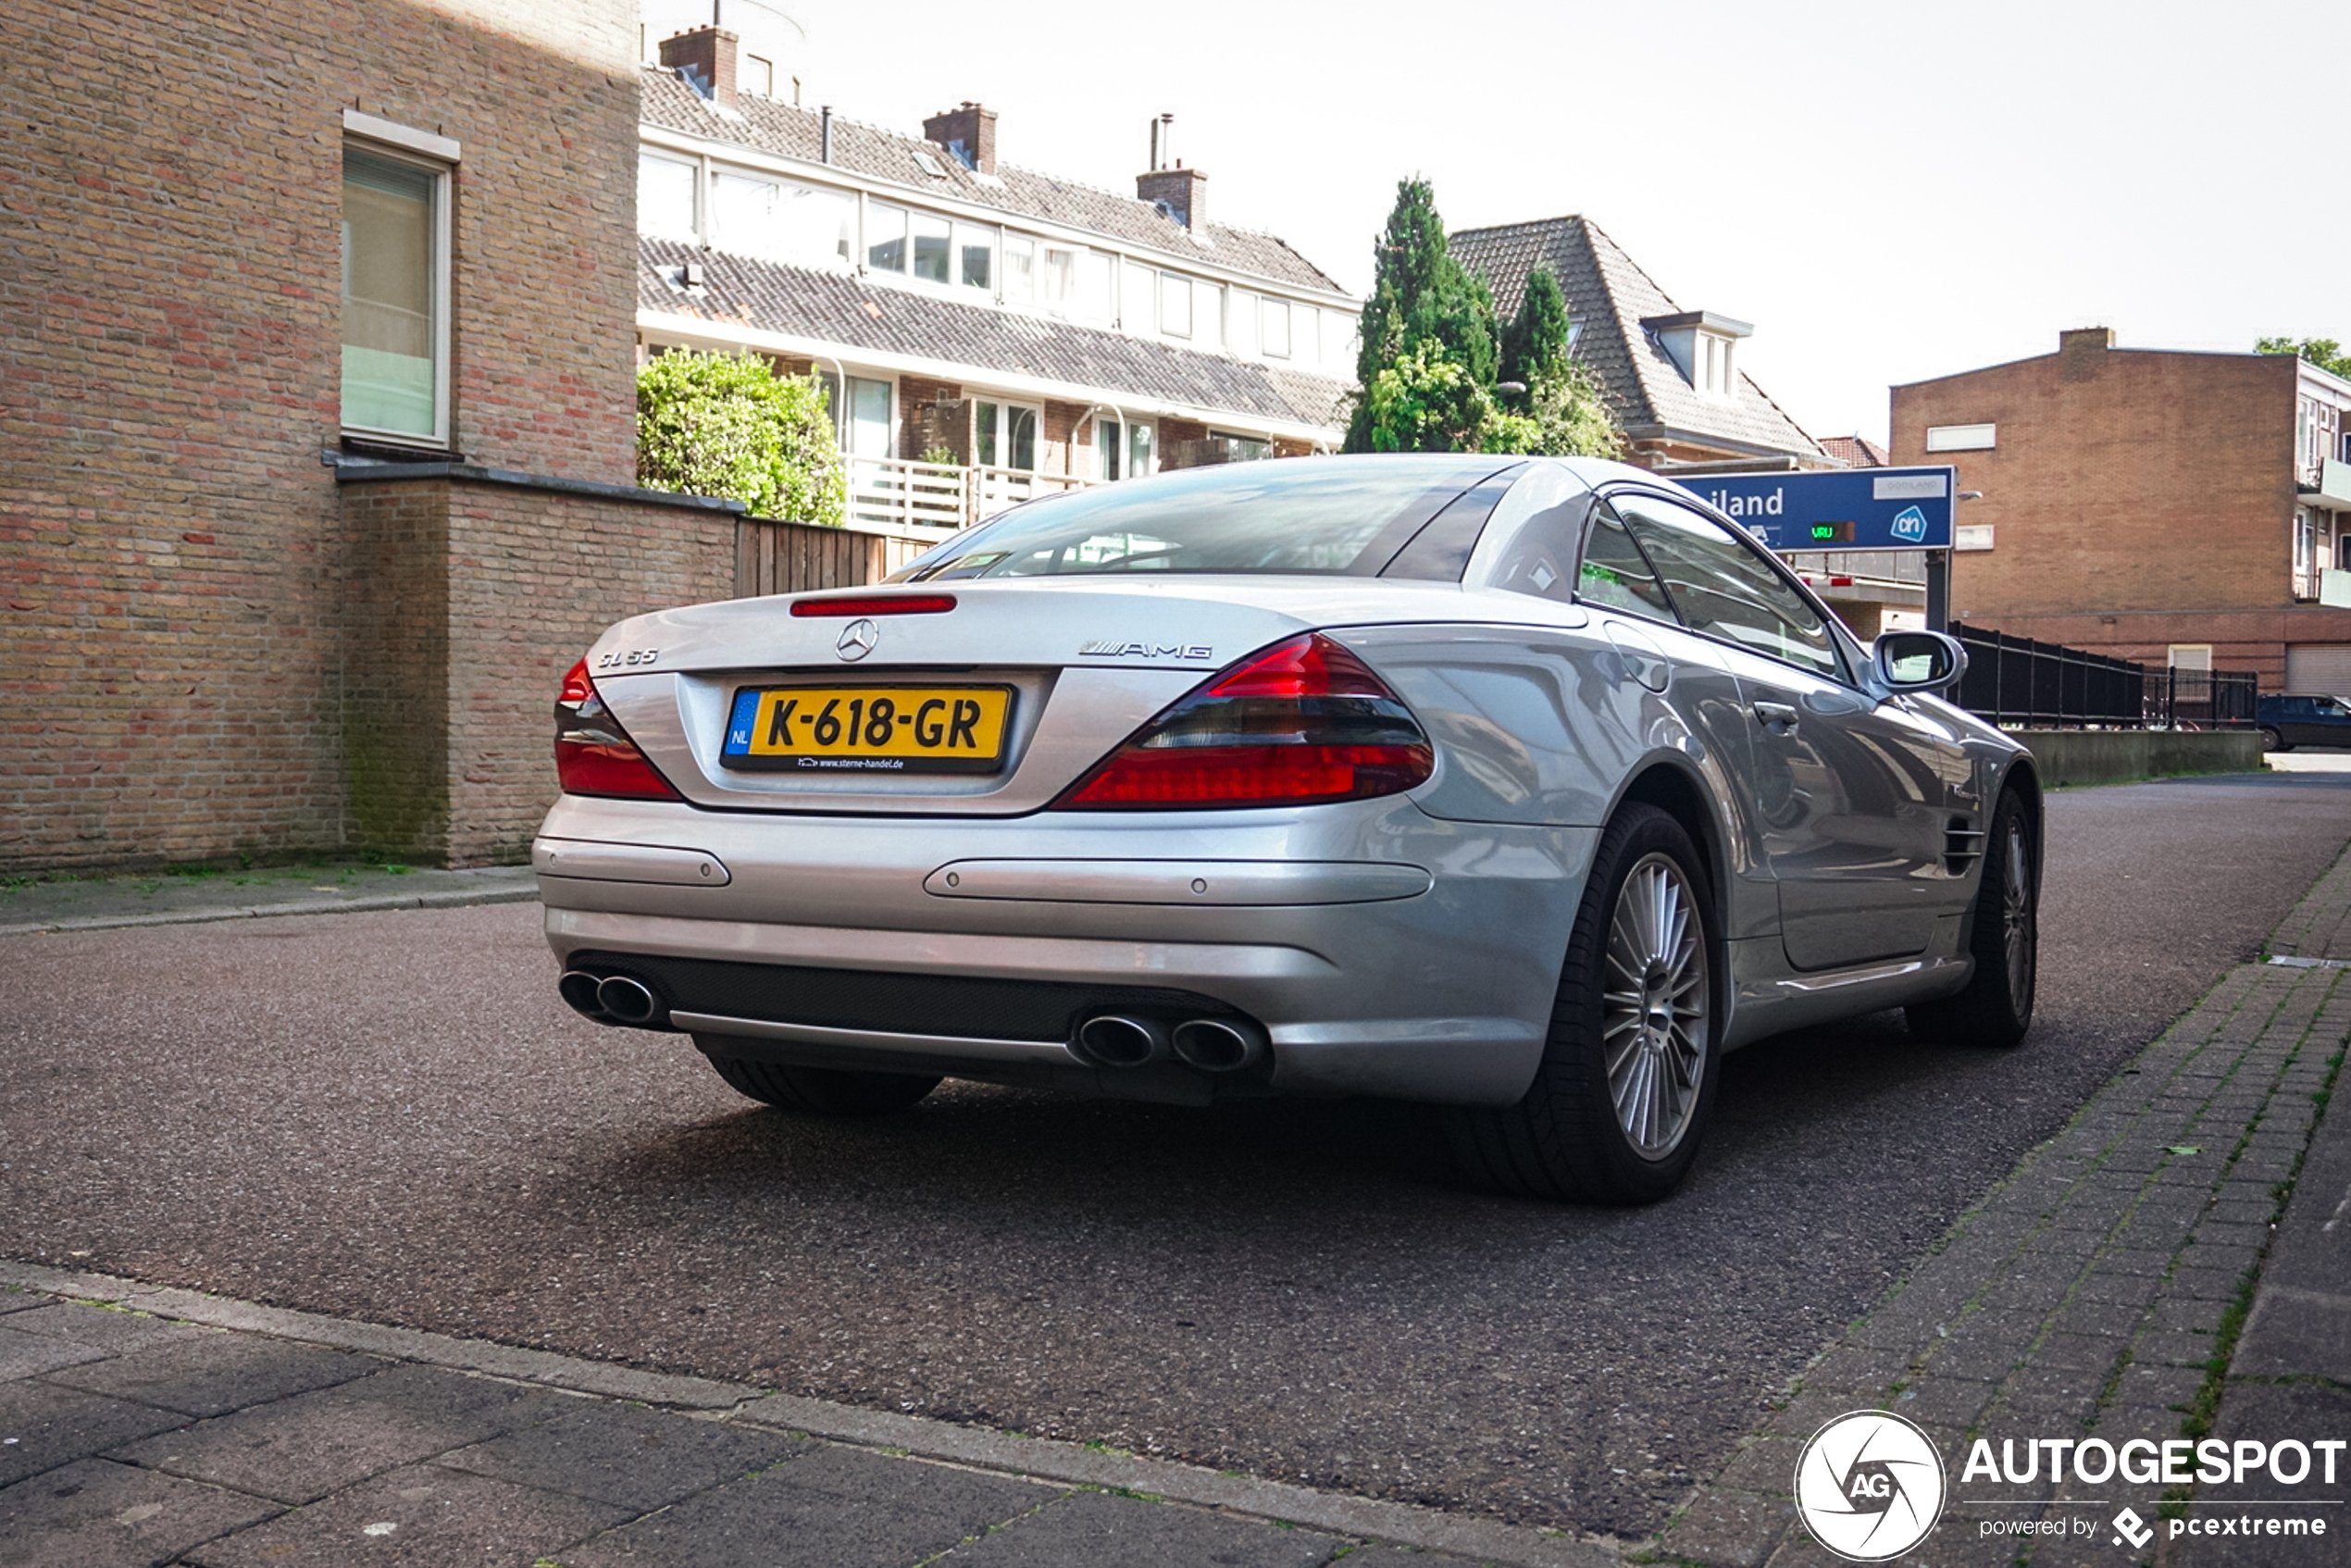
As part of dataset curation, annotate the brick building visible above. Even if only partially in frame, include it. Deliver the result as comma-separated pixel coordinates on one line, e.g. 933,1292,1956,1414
632,27,1357,529
1892,329,2351,693
2,0,731,874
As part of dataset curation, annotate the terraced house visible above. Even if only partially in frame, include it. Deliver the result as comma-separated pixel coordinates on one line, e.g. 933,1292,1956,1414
634,26,1360,531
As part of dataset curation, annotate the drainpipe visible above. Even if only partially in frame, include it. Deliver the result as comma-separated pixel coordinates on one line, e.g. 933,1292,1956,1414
820,106,833,164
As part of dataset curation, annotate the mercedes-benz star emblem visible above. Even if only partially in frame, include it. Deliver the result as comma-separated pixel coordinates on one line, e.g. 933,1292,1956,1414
835,618,879,662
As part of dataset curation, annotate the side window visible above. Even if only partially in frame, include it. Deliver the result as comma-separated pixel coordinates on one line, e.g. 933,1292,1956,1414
1611,492,1844,679
1571,504,1677,622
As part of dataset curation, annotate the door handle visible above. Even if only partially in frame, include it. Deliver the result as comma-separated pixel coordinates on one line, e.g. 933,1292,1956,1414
1752,700,1800,736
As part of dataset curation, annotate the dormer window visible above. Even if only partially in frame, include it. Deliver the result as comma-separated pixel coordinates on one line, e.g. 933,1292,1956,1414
1639,310,1753,401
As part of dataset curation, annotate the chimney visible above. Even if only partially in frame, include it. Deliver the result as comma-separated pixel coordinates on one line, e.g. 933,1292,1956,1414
922,102,996,174
2059,326,2115,354
659,27,738,109
1138,115,1205,230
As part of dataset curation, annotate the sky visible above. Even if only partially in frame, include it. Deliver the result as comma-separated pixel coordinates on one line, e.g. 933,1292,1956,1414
650,0,2351,446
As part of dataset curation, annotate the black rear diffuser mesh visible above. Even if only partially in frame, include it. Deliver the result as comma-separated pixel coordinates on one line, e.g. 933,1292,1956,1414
566,951,1241,1042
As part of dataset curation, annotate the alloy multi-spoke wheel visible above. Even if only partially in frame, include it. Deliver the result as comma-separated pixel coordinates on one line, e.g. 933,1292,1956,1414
1998,817,2034,1020
1445,803,1723,1205
1906,786,2038,1049
1602,853,1710,1159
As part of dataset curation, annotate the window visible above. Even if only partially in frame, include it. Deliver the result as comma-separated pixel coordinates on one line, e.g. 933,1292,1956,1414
1321,311,1355,372
2167,644,2213,672
710,171,851,268
911,213,951,283
1076,251,1113,321
1567,505,1675,619
1209,431,1272,462
1292,305,1316,365
1123,261,1153,330
742,53,775,97
1227,291,1258,357
638,152,698,241
1699,333,1736,396
2295,511,2317,599
1925,423,1996,452
894,454,1497,579
1159,273,1192,338
1611,492,1843,678
1093,417,1156,480
1001,237,1035,305
1195,283,1224,350
846,378,893,458
953,224,994,291
975,400,1039,470
866,203,908,272
1041,247,1076,312
341,145,447,442
1262,297,1291,358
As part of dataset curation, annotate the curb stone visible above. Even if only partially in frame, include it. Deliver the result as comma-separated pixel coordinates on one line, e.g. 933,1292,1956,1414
0,1261,1614,1568
0,882,539,937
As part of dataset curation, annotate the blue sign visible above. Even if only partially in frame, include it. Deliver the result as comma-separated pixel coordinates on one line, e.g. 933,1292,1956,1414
1667,467,1955,551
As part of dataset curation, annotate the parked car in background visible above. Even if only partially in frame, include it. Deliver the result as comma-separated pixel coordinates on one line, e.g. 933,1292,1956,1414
534,455,2042,1204
2258,693,2351,752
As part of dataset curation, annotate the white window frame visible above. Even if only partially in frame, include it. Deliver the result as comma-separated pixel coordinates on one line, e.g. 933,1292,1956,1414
2167,643,2212,672
975,399,1044,472
637,149,700,242
1261,296,1291,359
1159,272,1192,339
340,134,454,450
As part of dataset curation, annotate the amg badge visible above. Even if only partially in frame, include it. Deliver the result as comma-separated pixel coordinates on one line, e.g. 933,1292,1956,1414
1079,641,1213,660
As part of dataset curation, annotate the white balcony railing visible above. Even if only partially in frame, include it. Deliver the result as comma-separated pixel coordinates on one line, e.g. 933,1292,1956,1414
844,457,1094,531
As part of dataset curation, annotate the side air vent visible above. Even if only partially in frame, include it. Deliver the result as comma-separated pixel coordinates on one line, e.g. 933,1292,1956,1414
1945,818,1987,877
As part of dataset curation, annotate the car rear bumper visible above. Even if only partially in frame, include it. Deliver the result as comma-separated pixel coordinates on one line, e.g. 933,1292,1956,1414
534,793,1597,1107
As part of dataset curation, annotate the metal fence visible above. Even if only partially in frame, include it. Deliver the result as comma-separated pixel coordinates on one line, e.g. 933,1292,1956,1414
1948,624,2254,729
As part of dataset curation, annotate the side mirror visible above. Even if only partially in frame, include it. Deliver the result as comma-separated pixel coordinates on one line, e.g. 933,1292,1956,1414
1875,629,1968,692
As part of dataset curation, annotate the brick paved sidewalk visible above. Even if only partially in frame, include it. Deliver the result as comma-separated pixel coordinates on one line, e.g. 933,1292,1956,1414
0,1266,1606,1568
1648,856,2351,1568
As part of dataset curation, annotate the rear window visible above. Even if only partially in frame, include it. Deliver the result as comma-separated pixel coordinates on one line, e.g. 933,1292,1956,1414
891,456,1498,581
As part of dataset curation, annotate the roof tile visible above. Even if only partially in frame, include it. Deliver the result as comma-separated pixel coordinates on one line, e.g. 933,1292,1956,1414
641,71,1350,298
639,237,1347,431
1451,216,1824,461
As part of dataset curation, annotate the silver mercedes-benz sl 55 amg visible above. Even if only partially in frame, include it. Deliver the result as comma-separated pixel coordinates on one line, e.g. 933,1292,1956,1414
535,453,2040,1203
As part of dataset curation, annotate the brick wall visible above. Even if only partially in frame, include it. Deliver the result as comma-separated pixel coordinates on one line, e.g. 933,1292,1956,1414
1893,341,2299,621
0,0,657,872
1891,336,2308,688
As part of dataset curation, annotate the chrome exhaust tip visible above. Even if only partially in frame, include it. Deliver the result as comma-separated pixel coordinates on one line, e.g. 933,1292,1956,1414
594,974,663,1027
557,970,609,1021
1171,1017,1266,1074
1074,1014,1167,1069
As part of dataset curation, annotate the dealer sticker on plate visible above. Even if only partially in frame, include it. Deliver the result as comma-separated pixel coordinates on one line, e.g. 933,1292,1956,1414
720,686,1014,773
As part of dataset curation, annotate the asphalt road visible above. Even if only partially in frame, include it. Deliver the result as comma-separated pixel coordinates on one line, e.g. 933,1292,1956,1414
6,772,2350,1542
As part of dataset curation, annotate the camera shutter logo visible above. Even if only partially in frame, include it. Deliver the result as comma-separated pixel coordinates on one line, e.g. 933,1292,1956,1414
835,619,879,662
1793,1410,1947,1562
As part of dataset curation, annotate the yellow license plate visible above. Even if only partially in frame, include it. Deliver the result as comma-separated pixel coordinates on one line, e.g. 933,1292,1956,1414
720,686,1015,774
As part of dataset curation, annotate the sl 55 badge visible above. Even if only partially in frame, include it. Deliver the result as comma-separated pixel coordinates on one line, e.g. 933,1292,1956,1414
1079,641,1213,660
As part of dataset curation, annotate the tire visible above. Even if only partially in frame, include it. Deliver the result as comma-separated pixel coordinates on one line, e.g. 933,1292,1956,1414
1446,803,1722,1205
1905,789,2038,1048
702,1050,941,1116
2258,727,2288,753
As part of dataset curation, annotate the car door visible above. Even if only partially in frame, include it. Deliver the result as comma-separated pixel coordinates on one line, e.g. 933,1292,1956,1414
1609,490,1970,972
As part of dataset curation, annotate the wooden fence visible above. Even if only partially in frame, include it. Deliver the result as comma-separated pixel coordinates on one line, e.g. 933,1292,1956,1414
734,517,945,598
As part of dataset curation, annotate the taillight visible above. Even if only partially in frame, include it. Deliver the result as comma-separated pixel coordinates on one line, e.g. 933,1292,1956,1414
1053,633,1433,810
790,593,957,616
554,658,680,800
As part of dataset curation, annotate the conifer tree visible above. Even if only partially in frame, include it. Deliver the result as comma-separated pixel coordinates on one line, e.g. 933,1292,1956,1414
1346,184,1618,458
